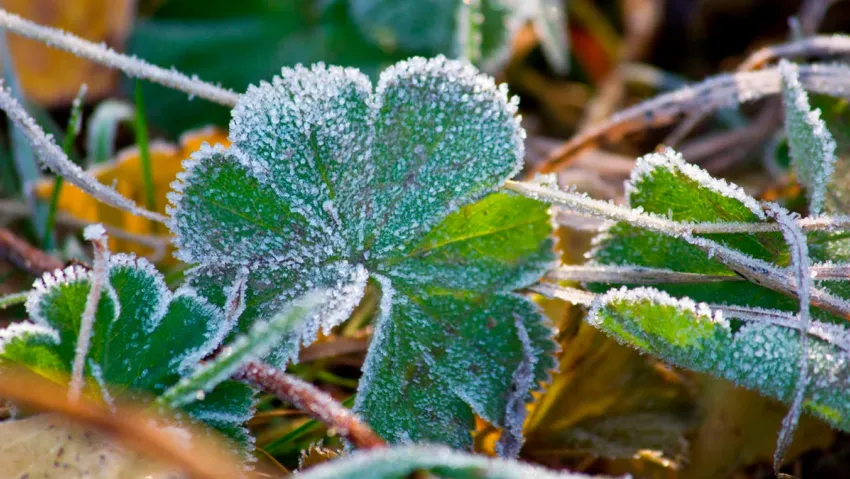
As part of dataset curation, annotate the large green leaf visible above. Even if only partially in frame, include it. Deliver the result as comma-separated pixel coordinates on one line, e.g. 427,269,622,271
0,256,254,443
588,286,850,431
296,444,597,479
168,56,555,451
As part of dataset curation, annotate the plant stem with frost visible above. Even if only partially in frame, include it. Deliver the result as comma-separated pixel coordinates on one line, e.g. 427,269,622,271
69,224,110,403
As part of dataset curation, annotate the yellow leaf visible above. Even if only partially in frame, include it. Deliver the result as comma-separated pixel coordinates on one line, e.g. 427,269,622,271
0,414,177,479
34,127,230,262
2,0,135,105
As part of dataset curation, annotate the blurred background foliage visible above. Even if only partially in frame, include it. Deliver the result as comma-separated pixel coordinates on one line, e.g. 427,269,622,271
2,0,850,478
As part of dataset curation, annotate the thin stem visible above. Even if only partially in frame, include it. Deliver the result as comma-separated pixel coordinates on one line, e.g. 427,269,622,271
548,264,744,284
235,361,386,450
0,81,167,224
765,205,811,472
536,63,850,172
0,9,239,107
69,225,109,403
0,291,27,309
0,227,62,274
506,179,850,234
133,82,158,234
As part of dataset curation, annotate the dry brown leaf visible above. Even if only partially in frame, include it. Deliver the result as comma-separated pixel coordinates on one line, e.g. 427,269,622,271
523,298,696,471
298,443,341,471
1,0,135,104
682,375,834,479
0,414,178,479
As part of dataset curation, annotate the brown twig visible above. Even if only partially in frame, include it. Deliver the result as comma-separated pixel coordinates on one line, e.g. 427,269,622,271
235,361,386,450
0,227,62,274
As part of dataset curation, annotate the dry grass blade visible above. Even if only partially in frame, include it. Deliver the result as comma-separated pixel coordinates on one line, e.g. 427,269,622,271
0,227,62,274
537,63,850,173
0,367,251,479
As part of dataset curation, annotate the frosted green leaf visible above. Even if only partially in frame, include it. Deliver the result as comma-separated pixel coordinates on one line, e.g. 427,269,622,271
355,291,556,450
780,59,838,216
588,286,850,431
297,444,597,479
591,148,794,311
0,256,253,442
168,56,555,452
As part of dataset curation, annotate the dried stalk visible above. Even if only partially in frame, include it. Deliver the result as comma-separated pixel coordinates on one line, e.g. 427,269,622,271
234,361,386,450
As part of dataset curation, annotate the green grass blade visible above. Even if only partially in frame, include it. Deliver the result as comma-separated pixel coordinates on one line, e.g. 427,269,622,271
43,86,87,250
133,81,157,231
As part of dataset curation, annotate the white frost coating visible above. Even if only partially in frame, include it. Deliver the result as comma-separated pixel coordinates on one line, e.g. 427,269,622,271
0,81,167,224
0,321,58,354
495,313,538,459
108,253,171,332
82,223,106,241
69,230,110,402
365,55,526,257
779,59,838,216
353,273,395,418
296,444,599,479
588,286,726,329
0,9,238,107
25,264,90,327
168,286,229,374
765,204,812,471
626,148,765,218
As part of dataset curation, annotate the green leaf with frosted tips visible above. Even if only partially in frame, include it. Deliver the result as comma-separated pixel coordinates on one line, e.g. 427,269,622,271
0,256,252,442
588,286,850,431
779,59,838,216
296,444,599,479
591,148,794,310
168,56,555,451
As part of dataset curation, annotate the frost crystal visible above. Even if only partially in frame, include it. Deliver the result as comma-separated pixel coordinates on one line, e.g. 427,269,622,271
168,56,555,449
780,59,838,215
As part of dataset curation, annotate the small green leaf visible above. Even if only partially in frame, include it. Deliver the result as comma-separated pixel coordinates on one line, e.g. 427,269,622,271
779,59,838,216
0,255,252,440
295,444,597,479
588,286,850,431
168,56,556,451
591,149,794,311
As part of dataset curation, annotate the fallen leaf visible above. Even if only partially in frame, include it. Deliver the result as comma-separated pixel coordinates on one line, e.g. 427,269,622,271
33,126,229,261
0,414,176,479
682,375,834,479
523,297,696,471
2,0,135,105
